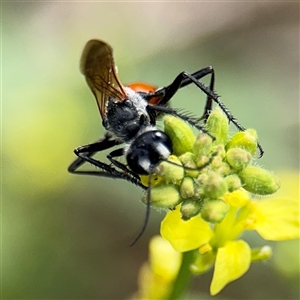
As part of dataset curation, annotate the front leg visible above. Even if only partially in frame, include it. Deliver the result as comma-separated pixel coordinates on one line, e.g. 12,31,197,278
68,133,121,173
107,148,140,180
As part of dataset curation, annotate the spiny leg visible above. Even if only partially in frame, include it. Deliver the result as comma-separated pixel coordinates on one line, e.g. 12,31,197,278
148,70,264,157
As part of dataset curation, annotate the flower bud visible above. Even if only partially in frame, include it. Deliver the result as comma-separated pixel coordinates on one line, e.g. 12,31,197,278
179,152,196,165
201,199,229,223
226,147,252,170
197,173,209,184
164,115,195,156
193,133,213,158
239,166,280,195
226,129,258,156
195,173,208,196
211,155,223,169
180,199,203,220
211,144,226,159
143,184,182,208
202,172,228,199
223,174,242,192
179,152,199,178
180,177,195,199
154,155,184,183
251,246,272,262
206,107,229,145
196,155,211,169
215,162,231,177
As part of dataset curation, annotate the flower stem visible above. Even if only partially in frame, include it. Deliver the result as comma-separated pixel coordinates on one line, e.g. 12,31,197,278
167,250,196,300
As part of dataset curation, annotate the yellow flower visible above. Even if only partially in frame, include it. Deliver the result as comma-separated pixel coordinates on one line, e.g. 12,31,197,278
161,178,300,295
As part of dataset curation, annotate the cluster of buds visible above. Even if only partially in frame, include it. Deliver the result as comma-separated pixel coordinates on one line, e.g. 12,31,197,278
141,107,280,224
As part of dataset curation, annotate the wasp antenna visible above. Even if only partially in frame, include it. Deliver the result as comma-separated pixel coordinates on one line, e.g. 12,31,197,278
198,151,218,170
163,153,217,172
130,173,152,247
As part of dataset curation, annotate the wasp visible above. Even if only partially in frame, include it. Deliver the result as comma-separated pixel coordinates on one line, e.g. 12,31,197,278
68,40,263,245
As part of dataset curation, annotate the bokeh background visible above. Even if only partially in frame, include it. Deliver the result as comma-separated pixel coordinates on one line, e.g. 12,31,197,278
2,2,299,299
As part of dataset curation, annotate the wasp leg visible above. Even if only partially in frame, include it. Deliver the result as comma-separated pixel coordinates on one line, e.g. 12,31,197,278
68,134,145,188
148,69,243,131
68,133,120,172
172,66,215,122
76,152,145,188
150,71,264,157
107,148,140,180
146,67,215,121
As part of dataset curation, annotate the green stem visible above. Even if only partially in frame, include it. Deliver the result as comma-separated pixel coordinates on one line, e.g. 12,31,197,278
167,250,196,300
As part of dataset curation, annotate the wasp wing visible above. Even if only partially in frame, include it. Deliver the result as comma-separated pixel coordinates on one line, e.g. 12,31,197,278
80,39,127,118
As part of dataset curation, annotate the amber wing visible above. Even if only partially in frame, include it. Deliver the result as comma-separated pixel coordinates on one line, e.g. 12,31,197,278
80,39,127,118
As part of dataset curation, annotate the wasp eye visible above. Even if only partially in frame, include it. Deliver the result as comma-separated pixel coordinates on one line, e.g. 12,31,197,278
152,131,172,151
153,131,163,139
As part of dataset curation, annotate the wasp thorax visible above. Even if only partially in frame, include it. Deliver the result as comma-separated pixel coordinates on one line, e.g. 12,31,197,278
104,99,151,140
126,131,173,175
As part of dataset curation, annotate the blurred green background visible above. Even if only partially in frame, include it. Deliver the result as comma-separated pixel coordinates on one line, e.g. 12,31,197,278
2,2,299,299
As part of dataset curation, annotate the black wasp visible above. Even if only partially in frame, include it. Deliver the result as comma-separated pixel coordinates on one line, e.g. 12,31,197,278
68,39,263,245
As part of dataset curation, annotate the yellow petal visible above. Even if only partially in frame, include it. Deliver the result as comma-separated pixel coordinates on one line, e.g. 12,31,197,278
210,240,251,295
247,198,300,240
136,263,172,300
274,171,299,199
149,235,182,280
160,206,213,252
223,189,249,208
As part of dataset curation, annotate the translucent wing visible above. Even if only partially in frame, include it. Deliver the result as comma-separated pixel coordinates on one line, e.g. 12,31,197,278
80,39,127,118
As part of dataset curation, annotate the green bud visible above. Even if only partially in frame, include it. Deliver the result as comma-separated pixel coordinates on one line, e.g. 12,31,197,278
206,107,229,145
180,199,203,220
164,116,195,156
179,152,199,178
201,199,229,223
223,174,242,192
179,152,196,165
239,166,280,195
226,129,258,156
180,177,195,199
194,174,207,198
154,155,184,183
226,147,252,170
202,171,228,199
193,133,213,158
215,162,232,177
196,155,211,169
197,173,208,184
251,246,272,262
211,144,226,159
143,184,182,208
211,155,223,169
